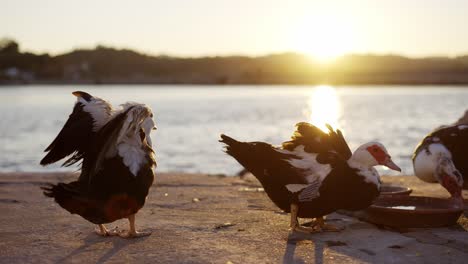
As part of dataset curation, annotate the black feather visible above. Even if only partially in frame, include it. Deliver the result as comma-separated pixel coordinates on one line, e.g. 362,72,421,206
283,122,352,162
40,102,95,166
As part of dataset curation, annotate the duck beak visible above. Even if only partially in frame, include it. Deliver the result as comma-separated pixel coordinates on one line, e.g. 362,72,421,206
383,157,401,172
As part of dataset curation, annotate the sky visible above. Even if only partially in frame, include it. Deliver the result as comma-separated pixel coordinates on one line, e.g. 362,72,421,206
2,0,468,60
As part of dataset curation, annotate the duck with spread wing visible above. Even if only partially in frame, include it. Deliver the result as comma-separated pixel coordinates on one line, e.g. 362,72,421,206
41,91,157,238
220,122,401,233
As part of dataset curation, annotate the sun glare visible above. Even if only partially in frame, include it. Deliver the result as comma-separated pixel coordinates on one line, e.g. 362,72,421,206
292,14,355,63
308,85,341,132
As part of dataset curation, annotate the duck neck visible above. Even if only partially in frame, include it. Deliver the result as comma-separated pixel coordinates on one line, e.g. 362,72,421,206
347,152,381,186
347,153,371,170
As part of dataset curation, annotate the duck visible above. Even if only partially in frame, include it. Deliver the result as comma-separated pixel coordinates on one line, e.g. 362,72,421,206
412,124,466,206
40,91,157,238
220,122,401,233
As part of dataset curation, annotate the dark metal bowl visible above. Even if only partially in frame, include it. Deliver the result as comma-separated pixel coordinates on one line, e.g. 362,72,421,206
380,184,412,196
364,196,463,228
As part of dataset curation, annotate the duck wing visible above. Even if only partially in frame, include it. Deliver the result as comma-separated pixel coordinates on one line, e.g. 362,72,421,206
430,124,468,153
40,91,113,167
277,122,353,198
220,134,307,186
282,122,352,164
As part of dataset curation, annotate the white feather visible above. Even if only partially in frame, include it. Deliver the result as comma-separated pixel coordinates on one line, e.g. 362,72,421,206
357,168,380,185
347,143,385,186
278,145,332,183
117,137,147,177
285,184,310,193
78,97,112,131
114,104,156,177
413,143,452,183
347,157,381,186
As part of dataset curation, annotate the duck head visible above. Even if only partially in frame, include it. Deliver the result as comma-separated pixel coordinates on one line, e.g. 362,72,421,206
436,155,463,206
120,103,157,148
414,143,463,206
350,142,401,172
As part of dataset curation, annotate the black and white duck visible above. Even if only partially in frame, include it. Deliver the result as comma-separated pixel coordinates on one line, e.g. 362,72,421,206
413,124,467,206
220,122,401,233
41,91,157,238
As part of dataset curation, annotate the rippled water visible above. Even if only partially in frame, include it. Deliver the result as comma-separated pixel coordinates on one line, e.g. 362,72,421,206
1,85,467,176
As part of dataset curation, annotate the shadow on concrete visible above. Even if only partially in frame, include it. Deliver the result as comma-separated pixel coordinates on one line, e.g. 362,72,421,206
283,232,324,264
57,231,150,263
281,218,371,264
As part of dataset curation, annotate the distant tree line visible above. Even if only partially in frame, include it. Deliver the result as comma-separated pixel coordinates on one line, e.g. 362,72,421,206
1,38,468,85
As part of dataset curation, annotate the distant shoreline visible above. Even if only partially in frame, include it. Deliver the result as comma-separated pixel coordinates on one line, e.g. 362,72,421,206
3,40,468,87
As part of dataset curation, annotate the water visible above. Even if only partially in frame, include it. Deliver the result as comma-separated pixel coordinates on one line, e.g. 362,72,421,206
1,85,467,176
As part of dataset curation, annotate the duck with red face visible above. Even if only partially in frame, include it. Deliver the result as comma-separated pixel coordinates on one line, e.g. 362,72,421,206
366,144,401,172
413,124,466,208
220,122,401,233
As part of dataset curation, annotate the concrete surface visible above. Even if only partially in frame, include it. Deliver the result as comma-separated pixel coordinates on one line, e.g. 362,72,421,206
0,172,466,264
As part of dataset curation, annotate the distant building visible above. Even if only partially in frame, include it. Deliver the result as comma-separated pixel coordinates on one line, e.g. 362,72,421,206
3,67,35,82
5,67,19,78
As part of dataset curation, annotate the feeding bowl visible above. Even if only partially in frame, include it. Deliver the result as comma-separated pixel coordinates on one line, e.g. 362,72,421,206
379,184,412,196
364,196,463,228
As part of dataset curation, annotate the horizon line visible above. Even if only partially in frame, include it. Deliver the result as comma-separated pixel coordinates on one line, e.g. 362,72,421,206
5,37,467,61
18,44,468,61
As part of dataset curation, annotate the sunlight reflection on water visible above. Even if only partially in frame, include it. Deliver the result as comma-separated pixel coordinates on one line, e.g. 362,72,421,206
308,85,341,132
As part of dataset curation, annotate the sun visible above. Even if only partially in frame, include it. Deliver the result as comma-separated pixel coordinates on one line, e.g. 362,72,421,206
291,14,355,63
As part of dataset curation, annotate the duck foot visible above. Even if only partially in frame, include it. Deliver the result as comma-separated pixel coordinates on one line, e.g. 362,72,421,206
116,230,152,238
311,217,344,232
291,226,320,234
94,224,119,236
116,214,151,238
290,204,321,234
